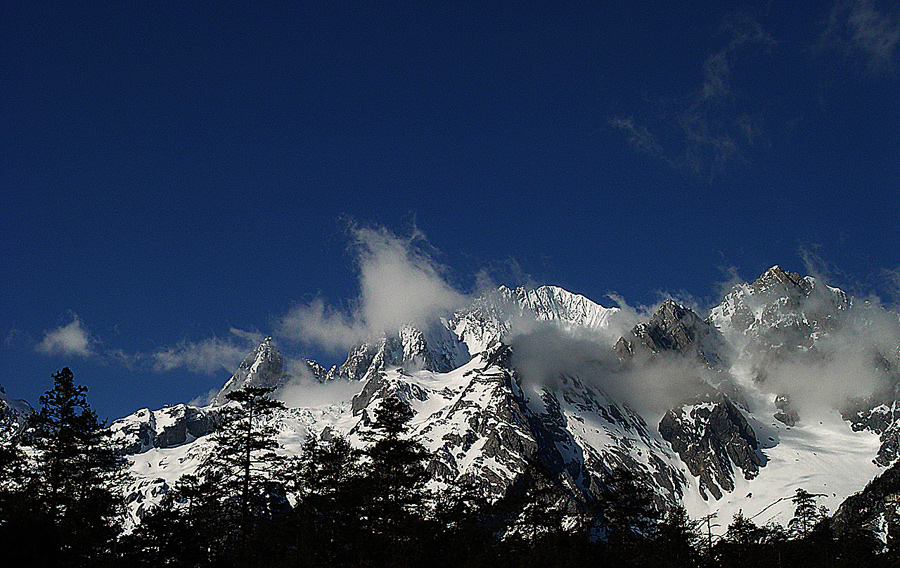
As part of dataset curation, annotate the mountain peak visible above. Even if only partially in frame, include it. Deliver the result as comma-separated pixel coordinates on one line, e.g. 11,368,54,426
752,265,809,295
619,299,713,356
212,338,285,405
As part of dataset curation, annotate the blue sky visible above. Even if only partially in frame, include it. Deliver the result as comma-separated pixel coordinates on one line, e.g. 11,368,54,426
2,1,899,420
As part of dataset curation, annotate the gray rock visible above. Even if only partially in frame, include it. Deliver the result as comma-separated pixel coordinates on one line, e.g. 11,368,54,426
659,394,763,500
213,337,285,405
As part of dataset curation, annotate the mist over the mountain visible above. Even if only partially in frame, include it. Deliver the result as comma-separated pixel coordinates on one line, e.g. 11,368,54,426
277,224,469,352
508,324,716,417
510,270,900,423
268,224,900,428
730,292,900,420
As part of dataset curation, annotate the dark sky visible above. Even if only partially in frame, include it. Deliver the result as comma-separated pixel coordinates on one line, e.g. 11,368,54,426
3,1,899,419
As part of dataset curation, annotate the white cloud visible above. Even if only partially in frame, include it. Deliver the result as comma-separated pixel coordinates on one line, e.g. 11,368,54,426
278,223,469,351
280,377,364,409
188,388,221,407
607,116,669,164
152,327,262,375
35,312,94,358
508,322,715,418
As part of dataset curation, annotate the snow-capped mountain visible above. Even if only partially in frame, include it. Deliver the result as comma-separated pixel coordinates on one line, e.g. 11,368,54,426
0,384,32,442
106,274,900,534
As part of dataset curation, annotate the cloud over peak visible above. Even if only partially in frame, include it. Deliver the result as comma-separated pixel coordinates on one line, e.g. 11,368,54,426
279,223,469,351
152,328,265,375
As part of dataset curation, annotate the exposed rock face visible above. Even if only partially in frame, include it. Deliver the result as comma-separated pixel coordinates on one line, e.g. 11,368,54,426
333,324,470,384
611,299,761,501
832,458,900,538
845,399,900,466
213,337,285,405
453,285,624,355
108,272,900,532
774,394,799,427
621,300,700,353
659,394,763,500
615,299,726,367
348,343,685,506
110,404,223,454
710,265,850,370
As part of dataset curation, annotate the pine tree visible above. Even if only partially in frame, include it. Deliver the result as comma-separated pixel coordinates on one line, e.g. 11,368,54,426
652,505,701,567
198,385,287,557
117,474,215,567
359,396,432,564
431,481,493,568
291,434,363,564
598,468,659,547
14,368,124,566
789,488,825,539
513,458,567,544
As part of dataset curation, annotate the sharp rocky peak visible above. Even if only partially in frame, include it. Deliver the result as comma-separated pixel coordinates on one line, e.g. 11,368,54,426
752,265,811,295
332,323,470,383
496,284,618,327
453,284,621,355
616,299,720,362
212,337,285,406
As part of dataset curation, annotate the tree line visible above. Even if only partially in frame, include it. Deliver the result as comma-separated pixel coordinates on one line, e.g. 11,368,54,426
1,368,899,567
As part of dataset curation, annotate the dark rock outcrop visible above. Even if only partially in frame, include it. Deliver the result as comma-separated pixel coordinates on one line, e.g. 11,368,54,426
659,394,763,500
616,299,727,367
832,458,900,538
774,394,799,426
845,399,900,466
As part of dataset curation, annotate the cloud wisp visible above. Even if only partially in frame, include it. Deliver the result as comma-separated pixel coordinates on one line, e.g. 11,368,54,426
152,328,265,375
508,322,718,418
278,223,469,352
610,12,776,180
509,263,900,423
817,0,900,74
31,308,265,380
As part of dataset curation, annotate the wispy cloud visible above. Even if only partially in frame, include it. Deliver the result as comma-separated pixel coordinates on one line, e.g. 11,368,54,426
278,222,469,352
188,388,221,407
32,310,264,377
817,0,900,74
35,312,94,358
610,12,776,180
607,116,669,164
152,328,264,374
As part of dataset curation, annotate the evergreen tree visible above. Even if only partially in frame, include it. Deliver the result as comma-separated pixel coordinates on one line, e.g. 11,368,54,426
652,505,701,567
715,511,787,568
10,368,124,567
198,385,287,557
506,458,567,544
430,481,494,568
789,488,825,539
359,395,433,565
291,434,363,565
598,468,659,547
117,472,227,566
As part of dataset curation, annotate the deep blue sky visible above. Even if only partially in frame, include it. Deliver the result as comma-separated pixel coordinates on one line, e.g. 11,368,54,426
3,1,899,420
